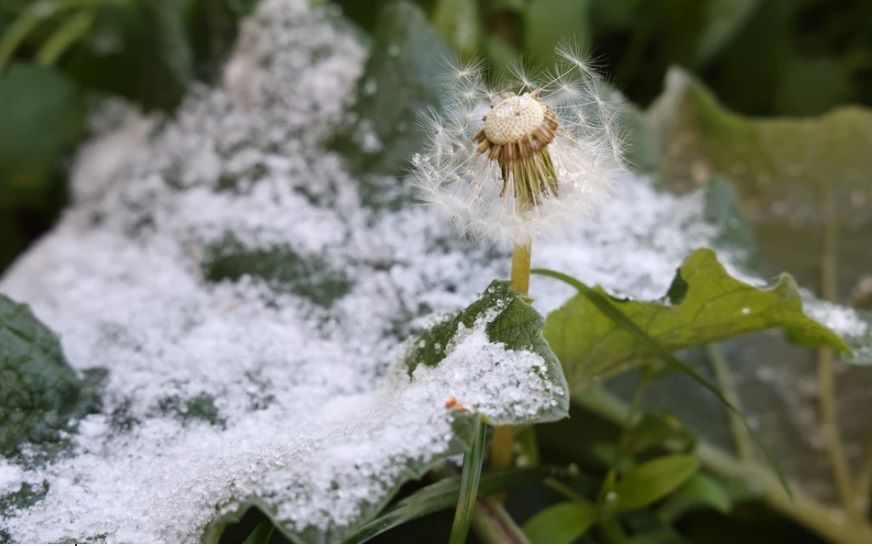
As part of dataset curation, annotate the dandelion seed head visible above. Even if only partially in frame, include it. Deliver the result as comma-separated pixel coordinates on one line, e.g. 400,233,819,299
483,93,546,145
413,47,627,247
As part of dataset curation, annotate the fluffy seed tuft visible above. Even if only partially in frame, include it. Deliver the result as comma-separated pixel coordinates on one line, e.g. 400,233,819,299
413,47,627,247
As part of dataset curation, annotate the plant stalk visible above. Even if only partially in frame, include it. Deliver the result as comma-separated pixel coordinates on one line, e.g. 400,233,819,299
817,184,858,521
491,241,533,473
450,418,488,543
708,343,753,462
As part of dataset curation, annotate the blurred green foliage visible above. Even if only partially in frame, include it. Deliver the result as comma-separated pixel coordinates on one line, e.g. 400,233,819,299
0,0,258,271
336,0,872,116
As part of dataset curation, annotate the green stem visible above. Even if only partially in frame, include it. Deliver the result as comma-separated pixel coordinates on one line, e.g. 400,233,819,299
707,343,753,462
510,240,532,294
576,387,872,544
450,418,488,543
36,9,93,66
491,241,533,473
817,183,857,520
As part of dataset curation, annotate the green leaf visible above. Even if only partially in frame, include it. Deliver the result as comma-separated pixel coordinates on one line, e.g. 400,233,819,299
522,499,597,544
331,1,451,176
646,67,872,307
66,0,194,111
612,454,699,511
541,248,849,391
404,280,570,425
449,417,487,544
0,293,98,457
0,64,85,208
645,68,872,363
656,472,733,523
523,0,590,70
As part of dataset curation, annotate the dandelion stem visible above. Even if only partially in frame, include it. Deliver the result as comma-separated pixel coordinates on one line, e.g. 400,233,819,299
509,241,532,294
491,241,533,475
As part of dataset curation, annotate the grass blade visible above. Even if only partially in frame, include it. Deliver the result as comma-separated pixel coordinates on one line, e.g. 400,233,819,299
36,10,93,66
346,466,551,543
449,417,488,543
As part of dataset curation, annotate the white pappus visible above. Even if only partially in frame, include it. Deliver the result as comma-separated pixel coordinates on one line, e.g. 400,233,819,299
412,45,629,248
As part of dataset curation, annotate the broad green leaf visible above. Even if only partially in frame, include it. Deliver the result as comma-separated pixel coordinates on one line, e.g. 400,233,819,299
522,499,597,544
645,68,872,363
331,1,450,176
0,64,84,208
543,248,849,392
0,293,98,457
612,454,699,511
646,67,872,301
0,63,83,271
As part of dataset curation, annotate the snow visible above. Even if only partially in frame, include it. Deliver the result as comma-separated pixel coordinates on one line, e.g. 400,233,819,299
804,297,868,338
0,0,863,542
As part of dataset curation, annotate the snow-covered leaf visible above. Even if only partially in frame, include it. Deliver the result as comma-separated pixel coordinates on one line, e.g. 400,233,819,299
405,280,569,426
0,294,98,458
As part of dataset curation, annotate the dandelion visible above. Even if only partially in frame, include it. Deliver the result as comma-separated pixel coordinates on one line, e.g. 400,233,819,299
413,45,625,245
412,45,627,471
